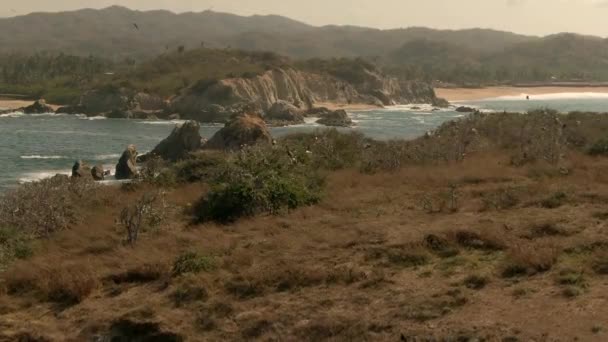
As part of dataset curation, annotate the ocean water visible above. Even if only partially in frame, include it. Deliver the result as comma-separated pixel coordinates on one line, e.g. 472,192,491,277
1,93,607,190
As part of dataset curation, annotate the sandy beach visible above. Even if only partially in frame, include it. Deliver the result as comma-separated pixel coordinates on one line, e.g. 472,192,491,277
435,86,608,102
0,98,60,111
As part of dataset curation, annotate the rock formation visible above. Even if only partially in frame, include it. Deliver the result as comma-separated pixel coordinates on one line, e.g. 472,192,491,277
170,67,439,120
204,113,272,150
265,100,304,125
144,121,203,161
71,160,91,178
456,106,476,113
115,145,139,180
91,165,106,181
23,99,54,114
316,109,353,127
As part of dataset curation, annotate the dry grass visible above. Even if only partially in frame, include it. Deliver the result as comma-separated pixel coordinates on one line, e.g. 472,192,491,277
4,113,608,340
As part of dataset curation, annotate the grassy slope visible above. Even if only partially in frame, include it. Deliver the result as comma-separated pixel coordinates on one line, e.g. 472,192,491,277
2,112,608,340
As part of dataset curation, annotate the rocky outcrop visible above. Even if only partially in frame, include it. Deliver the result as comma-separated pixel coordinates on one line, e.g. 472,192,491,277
170,67,439,121
265,100,304,125
80,87,132,115
23,99,54,114
144,121,203,161
79,88,164,116
72,160,91,178
91,165,106,181
456,106,476,113
115,145,138,180
204,113,272,150
316,109,353,127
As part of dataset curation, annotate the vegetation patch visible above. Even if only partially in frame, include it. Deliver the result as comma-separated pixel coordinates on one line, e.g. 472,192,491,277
172,252,215,276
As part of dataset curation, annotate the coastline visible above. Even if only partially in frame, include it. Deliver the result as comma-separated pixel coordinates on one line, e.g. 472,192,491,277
315,102,381,111
435,86,608,101
0,98,60,111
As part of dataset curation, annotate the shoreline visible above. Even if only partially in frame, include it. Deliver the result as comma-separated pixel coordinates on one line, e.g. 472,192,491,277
0,98,60,111
315,102,381,111
435,86,608,101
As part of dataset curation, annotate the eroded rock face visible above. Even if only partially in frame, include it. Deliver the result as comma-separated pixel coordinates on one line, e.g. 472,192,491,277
55,105,86,115
265,100,304,125
204,113,272,150
115,145,138,180
72,160,91,178
146,121,203,161
91,164,106,181
316,109,353,127
134,92,166,111
23,99,54,114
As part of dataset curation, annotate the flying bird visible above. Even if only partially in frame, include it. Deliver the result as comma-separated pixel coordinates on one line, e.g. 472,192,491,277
132,23,139,30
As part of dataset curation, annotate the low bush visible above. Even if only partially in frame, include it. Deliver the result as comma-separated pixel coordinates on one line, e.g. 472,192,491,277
588,138,608,156
5,263,98,305
0,176,99,237
172,252,215,276
500,245,559,278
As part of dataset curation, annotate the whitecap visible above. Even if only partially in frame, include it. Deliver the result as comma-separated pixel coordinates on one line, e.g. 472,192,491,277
94,154,120,160
20,155,69,160
18,170,71,184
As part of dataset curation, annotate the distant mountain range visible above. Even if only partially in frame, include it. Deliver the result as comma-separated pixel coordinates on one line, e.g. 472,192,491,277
0,6,536,59
3,6,608,84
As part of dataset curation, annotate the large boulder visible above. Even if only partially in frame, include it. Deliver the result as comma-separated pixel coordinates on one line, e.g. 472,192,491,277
72,160,92,178
265,100,304,125
91,164,106,181
23,99,54,114
145,121,203,161
115,145,139,180
80,87,132,115
316,109,353,127
204,113,272,150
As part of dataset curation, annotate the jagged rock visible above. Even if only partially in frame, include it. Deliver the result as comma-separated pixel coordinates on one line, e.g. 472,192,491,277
91,165,106,181
72,160,91,178
265,100,304,124
432,97,450,108
204,113,272,150
316,109,353,127
145,121,203,161
115,145,138,180
23,99,54,114
456,106,475,113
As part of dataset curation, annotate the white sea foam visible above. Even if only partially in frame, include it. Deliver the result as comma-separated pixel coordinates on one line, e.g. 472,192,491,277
482,92,608,101
84,115,106,120
94,154,120,160
18,170,71,183
20,155,68,160
0,112,71,118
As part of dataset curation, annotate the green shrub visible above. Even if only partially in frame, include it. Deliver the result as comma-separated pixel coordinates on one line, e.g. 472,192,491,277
194,145,323,223
172,252,215,276
588,138,608,156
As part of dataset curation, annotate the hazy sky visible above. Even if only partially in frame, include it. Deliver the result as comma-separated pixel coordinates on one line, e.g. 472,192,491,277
2,0,608,36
